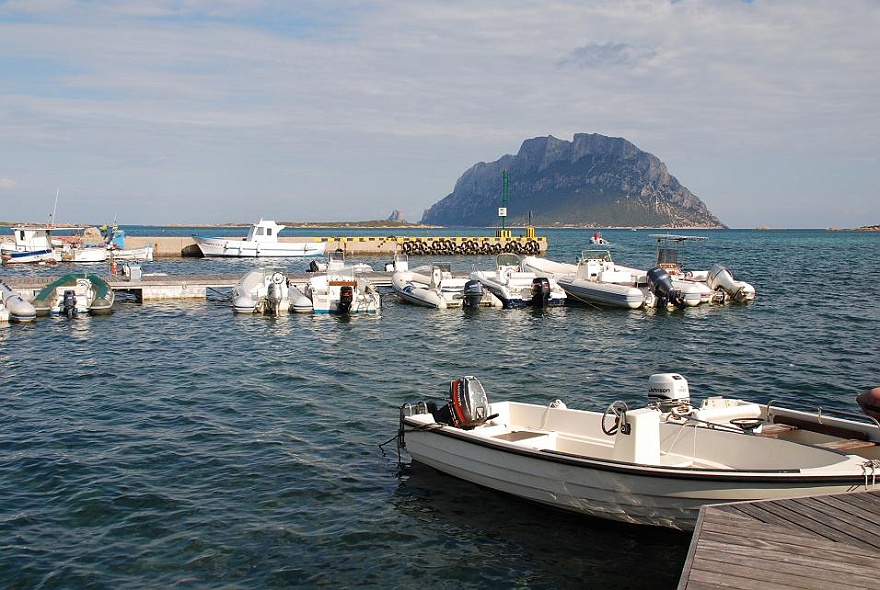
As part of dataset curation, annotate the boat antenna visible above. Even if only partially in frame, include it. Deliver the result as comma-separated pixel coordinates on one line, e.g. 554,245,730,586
49,188,59,225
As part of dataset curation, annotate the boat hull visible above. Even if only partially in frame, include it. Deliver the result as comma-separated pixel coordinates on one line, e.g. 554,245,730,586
1,248,57,265
557,277,646,309
0,282,37,322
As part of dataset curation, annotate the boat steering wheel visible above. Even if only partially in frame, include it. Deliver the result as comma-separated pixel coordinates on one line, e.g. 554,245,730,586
730,417,764,432
271,272,285,285
602,401,629,436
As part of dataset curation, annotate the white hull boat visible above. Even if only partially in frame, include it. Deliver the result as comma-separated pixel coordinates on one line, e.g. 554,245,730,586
524,252,651,309
399,373,879,531
0,281,37,322
1,225,58,265
109,245,154,262
232,268,303,316
31,273,115,317
470,253,566,309
306,268,380,315
308,248,373,274
192,219,326,258
59,243,108,263
393,263,502,309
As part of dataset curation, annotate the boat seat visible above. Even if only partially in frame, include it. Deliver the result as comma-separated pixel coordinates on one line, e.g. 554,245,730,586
757,423,798,438
815,439,877,452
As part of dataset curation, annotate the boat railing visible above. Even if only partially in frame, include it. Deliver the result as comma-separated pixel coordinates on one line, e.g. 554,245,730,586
765,400,880,440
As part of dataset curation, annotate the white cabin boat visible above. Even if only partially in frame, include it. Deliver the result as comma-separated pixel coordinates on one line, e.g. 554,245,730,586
1,225,58,264
470,253,566,309
399,373,880,531
0,281,37,322
192,219,326,258
393,263,502,309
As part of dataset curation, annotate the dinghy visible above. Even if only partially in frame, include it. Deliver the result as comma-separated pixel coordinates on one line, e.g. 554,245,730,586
470,253,566,309
232,268,310,316
398,373,879,531
393,263,502,309
0,281,37,322
31,273,115,317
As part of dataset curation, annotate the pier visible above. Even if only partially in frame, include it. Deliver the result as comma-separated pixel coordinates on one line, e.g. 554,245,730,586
6,272,397,302
122,233,548,258
678,489,880,589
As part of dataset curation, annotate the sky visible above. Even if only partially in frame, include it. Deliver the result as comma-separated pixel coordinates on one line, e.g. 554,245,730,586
1,1,878,229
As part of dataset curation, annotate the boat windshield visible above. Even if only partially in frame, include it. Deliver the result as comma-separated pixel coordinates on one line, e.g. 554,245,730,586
580,250,612,262
495,253,522,269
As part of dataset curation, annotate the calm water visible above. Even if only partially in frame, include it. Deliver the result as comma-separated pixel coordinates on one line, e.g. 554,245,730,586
1,228,879,589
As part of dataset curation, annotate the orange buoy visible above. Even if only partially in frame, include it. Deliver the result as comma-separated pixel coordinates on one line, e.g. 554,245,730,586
856,387,880,421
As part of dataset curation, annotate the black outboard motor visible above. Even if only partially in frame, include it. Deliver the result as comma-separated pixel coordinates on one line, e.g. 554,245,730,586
338,285,354,313
308,260,320,273
647,267,685,308
462,279,485,308
62,289,77,318
530,277,551,307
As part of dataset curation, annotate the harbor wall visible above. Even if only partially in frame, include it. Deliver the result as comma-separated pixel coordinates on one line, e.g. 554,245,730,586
124,235,549,258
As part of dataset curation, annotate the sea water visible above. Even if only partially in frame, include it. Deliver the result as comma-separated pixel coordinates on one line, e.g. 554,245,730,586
1,228,878,588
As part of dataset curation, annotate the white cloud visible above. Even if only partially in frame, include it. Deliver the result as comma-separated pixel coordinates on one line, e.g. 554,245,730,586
0,1,877,226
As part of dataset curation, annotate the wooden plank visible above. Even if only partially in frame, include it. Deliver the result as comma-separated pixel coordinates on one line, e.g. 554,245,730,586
680,491,880,590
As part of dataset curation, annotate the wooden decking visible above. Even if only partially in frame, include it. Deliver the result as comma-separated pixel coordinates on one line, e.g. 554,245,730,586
679,490,880,589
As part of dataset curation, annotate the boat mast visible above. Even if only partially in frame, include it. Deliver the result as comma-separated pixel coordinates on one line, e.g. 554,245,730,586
49,188,59,225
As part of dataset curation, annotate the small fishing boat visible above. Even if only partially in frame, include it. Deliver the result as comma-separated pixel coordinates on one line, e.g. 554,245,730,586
398,373,880,531
102,224,155,261
232,268,310,316
0,225,58,265
31,273,115,317
470,253,566,309
0,281,37,322
192,219,326,258
392,263,502,309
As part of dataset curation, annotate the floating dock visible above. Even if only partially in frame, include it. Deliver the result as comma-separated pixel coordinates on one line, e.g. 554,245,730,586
678,489,880,589
122,233,548,258
6,272,396,302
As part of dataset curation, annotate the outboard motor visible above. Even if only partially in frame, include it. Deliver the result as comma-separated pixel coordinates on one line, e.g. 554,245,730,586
308,260,321,273
706,263,755,302
647,373,691,413
530,277,551,307
462,279,485,308
338,285,354,313
646,267,685,308
62,289,77,318
267,281,283,317
447,376,493,429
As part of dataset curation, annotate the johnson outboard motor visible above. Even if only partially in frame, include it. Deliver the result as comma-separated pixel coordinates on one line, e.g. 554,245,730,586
62,289,77,318
530,277,551,307
338,285,354,313
462,279,485,308
647,267,685,308
647,373,691,413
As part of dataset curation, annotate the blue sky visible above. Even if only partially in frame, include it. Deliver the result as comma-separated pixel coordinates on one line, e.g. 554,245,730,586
1,0,877,228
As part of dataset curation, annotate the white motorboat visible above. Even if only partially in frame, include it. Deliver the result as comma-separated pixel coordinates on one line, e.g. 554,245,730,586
102,225,155,261
0,281,37,322
1,225,58,264
192,219,326,258
232,268,310,316
392,263,502,309
31,273,115,317
524,251,652,309
307,248,373,274
59,242,109,263
470,253,566,309
398,373,880,531
651,234,756,303
589,232,609,245
306,266,380,314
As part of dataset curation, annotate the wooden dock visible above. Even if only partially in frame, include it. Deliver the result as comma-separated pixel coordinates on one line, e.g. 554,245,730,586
6,272,395,302
678,489,880,589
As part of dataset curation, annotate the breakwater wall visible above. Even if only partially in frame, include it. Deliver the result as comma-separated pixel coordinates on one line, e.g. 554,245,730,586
124,235,548,258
